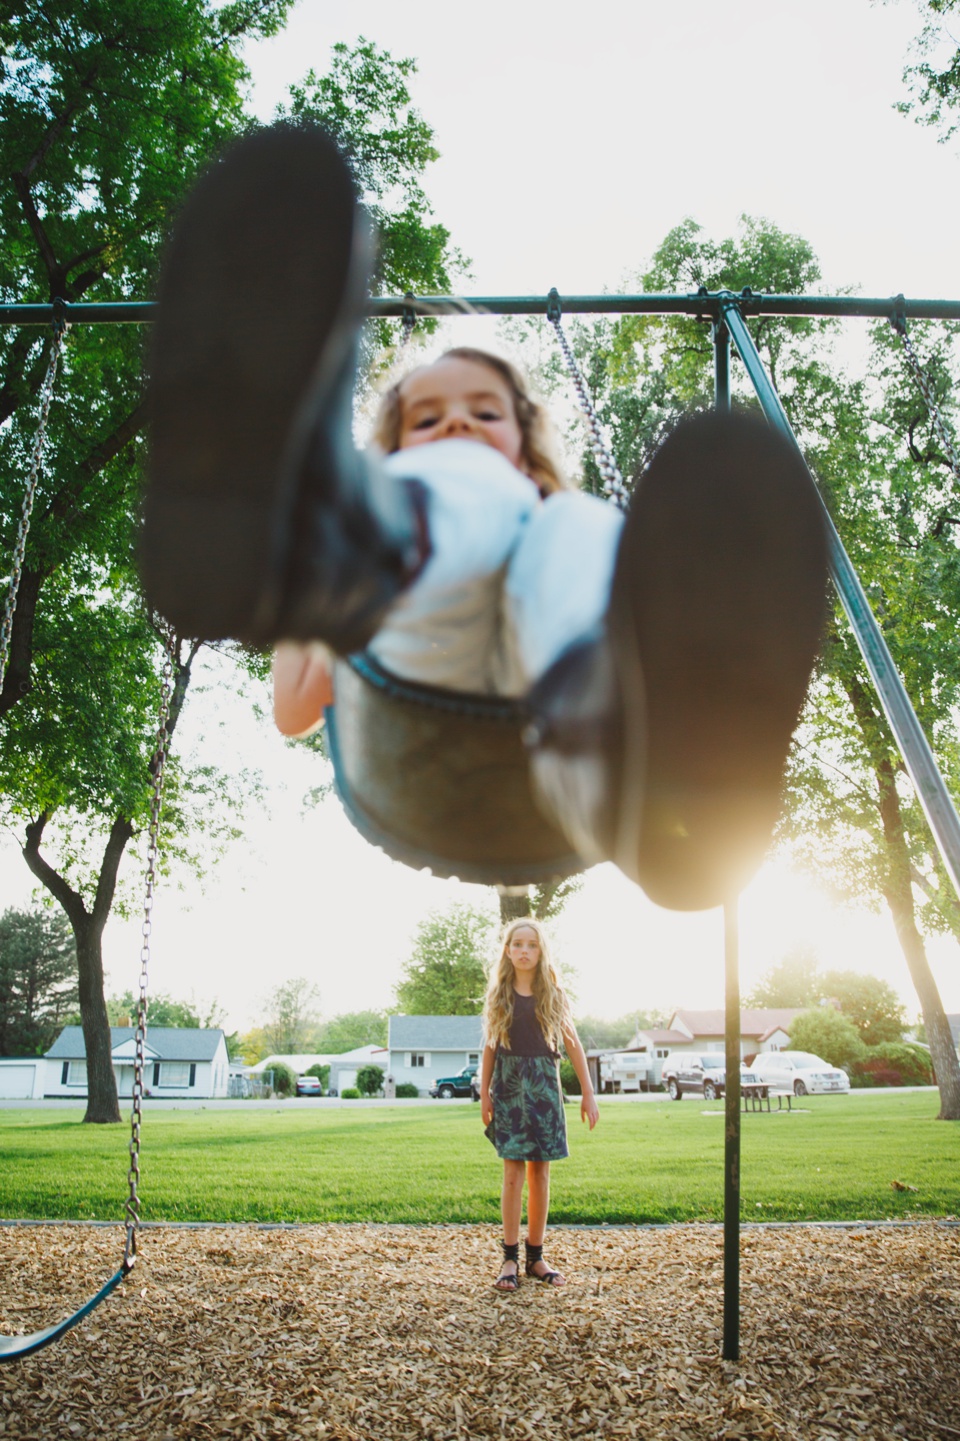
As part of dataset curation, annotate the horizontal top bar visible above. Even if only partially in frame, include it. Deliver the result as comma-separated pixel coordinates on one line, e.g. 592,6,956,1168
1,291,959,324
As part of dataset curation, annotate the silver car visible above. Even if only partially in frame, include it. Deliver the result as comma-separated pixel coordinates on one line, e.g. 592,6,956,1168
752,1050,850,1096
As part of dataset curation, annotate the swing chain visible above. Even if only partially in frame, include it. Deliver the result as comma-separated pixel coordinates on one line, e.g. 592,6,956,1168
546,289,629,510
400,291,417,351
0,317,67,693
124,627,177,1268
891,306,960,484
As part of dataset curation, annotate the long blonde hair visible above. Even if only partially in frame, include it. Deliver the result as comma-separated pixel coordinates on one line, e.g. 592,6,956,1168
483,917,572,1052
371,347,572,497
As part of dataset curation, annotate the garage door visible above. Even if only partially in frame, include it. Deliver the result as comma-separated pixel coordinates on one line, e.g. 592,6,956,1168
0,1065,38,1098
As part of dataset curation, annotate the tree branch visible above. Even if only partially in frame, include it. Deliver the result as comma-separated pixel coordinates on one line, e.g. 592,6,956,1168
91,814,135,930
22,813,88,930
0,567,43,719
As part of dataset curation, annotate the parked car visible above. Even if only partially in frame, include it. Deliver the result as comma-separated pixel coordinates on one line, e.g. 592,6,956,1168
295,1075,323,1097
752,1051,850,1096
429,1066,478,1099
660,1051,764,1101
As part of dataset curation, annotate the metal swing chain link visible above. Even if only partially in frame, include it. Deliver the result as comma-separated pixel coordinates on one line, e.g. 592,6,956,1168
123,632,176,1268
547,300,629,511
0,319,67,691
895,323,960,484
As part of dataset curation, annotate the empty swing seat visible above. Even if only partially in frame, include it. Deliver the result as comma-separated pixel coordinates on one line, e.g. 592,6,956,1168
325,653,585,886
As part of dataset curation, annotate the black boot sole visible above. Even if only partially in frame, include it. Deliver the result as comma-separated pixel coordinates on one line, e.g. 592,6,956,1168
142,124,370,643
610,411,829,910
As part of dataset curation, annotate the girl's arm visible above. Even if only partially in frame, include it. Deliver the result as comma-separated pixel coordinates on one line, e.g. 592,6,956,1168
479,1040,497,1127
272,641,334,737
562,1023,599,1130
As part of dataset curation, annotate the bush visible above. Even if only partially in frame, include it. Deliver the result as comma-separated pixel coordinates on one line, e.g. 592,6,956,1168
356,1064,385,1097
340,1088,361,1099
263,1062,297,1097
559,1059,581,1096
788,1008,865,1074
395,1082,420,1098
305,1063,330,1089
853,1042,933,1089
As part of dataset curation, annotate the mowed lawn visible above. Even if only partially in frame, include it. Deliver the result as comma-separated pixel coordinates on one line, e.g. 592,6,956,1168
0,1091,956,1225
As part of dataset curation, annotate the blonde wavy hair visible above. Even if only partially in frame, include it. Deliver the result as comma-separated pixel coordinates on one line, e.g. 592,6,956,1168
370,347,572,497
483,917,572,1052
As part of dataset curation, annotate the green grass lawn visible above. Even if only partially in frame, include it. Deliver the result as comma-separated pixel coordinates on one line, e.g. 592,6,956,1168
1,1091,956,1225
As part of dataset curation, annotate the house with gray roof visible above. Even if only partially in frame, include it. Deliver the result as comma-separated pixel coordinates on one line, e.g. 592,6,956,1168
387,1015,484,1095
44,1026,230,1100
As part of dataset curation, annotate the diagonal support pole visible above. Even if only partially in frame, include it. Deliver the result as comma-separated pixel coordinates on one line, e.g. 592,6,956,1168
720,295,960,906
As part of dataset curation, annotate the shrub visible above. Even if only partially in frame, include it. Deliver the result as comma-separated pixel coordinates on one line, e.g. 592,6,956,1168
356,1064,385,1097
854,1062,902,1088
340,1088,361,1099
853,1042,933,1088
305,1063,330,1089
395,1082,420,1098
788,1008,865,1074
263,1062,297,1097
559,1059,581,1096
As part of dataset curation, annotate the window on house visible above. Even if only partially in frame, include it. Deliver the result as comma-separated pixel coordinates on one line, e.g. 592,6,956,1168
158,1062,192,1087
66,1061,87,1086
656,1049,669,1059
406,1053,428,1068
467,1053,479,1065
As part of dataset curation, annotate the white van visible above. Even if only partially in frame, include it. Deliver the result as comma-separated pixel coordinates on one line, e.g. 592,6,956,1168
599,1050,652,1093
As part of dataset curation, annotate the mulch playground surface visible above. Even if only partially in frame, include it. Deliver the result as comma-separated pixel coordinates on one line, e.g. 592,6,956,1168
1,1222,958,1440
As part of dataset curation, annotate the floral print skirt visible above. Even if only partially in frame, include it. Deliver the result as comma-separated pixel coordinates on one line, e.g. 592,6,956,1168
486,1052,569,1162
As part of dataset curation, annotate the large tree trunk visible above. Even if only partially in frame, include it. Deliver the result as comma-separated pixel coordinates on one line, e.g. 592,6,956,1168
875,754,960,1120
24,811,134,1123
497,887,532,926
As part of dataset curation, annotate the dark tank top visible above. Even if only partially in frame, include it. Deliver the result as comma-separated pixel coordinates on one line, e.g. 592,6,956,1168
507,991,559,1058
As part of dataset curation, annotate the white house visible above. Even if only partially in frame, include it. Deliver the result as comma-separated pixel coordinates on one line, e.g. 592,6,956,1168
635,1009,805,1064
387,1016,484,1095
44,1026,230,1099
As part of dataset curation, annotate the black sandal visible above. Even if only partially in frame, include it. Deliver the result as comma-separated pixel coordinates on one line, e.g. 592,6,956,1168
524,1240,564,1285
495,1241,520,1292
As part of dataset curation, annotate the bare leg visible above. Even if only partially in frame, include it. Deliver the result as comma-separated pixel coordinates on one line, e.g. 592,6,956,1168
496,1159,525,1290
525,1161,565,1284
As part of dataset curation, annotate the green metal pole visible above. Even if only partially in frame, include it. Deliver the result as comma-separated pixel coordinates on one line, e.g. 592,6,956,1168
2,292,960,325
719,295,960,906
713,320,731,413
723,896,741,1362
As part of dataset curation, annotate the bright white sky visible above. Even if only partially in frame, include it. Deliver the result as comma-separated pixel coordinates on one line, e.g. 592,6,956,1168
4,0,960,1034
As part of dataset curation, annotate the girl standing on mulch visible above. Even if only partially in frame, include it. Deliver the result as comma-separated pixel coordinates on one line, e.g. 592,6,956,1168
480,918,598,1291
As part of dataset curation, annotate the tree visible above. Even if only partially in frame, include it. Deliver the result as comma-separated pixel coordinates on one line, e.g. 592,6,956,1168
0,10,462,1121
574,1012,669,1050
0,907,78,1055
746,948,824,1009
394,904,495,1015
532,214,960,1117
315,1009,387,1052
788,1008,866,1075
355,1063,384,1097
260,977,322,1055
496,877,583,928
896,0,960,145
106,988,226,1029
819,970,907,1046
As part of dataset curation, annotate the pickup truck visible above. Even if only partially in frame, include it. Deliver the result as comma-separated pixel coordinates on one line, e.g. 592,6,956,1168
428,1066,478,1099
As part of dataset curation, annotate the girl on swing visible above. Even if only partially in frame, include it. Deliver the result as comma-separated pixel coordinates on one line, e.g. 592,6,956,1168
143,122,828,912
481,917,598,1291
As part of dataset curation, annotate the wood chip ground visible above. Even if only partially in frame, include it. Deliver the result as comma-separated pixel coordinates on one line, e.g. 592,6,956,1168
1,1222,958,1439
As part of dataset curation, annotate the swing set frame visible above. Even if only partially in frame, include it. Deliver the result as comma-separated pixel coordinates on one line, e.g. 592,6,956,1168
1,286,958,1365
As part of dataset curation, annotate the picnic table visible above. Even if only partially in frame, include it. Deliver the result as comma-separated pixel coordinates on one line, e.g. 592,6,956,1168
741,1084,793,1113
